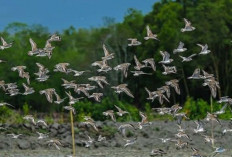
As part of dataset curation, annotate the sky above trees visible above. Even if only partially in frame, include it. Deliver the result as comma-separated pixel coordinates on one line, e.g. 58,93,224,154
0,0,158,32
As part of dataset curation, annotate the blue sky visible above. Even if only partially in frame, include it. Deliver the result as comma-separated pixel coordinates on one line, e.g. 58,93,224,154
0,0,159,32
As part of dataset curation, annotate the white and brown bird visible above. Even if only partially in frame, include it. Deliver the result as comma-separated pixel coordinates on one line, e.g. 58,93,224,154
46,139,63,150
188,68,204,79
197,43,211,55
144,25,159,40
114,105,129,116
111,84,134,98
39,88,55,103
22,83,34,95
173,41,187,54
65,91,83,105
142,58,156,71
128,38,141,46
103,110,116,122
102,44,114,60
88,93,103,102
114,63,131,78
181,18,195,32
88,76,109,88
134,55,146,70
179,54,197,62
159,51,173,64
0,37,13,50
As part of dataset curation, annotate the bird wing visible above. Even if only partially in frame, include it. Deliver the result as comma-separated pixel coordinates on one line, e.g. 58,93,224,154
177,41,184,49
122,87,134,98
103,44,109,56
29,38,37,51
1,37,7,46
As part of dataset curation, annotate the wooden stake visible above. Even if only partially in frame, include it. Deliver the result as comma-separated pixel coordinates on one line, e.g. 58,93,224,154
70,105,76,156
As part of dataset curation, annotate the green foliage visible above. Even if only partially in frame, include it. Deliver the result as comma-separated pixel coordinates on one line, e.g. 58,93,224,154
101,125,117,137
182,97,232,120
22,103,29,115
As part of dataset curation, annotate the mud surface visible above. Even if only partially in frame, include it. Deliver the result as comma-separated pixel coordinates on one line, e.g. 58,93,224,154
0,120,232,157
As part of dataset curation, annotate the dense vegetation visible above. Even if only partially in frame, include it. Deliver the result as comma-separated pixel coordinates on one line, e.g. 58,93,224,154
0,0,232,121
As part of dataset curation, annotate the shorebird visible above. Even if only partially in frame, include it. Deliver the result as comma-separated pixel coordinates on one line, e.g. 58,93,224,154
128,38,141,46
142,58,156,71
0,102,14,108
118,124,134,137
0,59,6,63
54,92,66,104
145,87,157,102
217,96,232,104
23,115,36,125
174,113,189,125
214,104,227,115
157,85,170,98
111,84,134,98
48,34,61,42
172,139,188,149
158,138,171,143
97,135,106,142
114,63,131,78
61,78,76,89
0,80,6,91
7,133,22,139
88,76,109,88
152,89,170,104
114,105,129,116
203,78,220,98
188,68,204,79
202,70,214,79
54,63,70,74
36,132,49,139
123,137,137,147
102,44,114,60
201,135,216,145
22,83,34,95
0,37,13,50
103,110,116,122
176,124,186,132
65,91,83,105
97,59,112,73
181,18,195,32
197,44,211,55
7,88,21,96
193,120,205,133
67,69,89,77
44,40,55,53
159,51,173,64
144,25,159,40
37,119,48,127
82,119,98,132
91,60,104,68
46,139,63,150
152,107,171,115
191,147,203,157
81,135,94,148
222,128,232,134
88,93,103,102
134,55,146,70
21,71,30,85
179,54,197,62
205,112,221,125
165,79,180,95
73,85,89,97
173,41,187,54
162,64,177,75
175,131,191,140
39,88,55,103
150,148,167,156
138,111,152,129
11,66,27,78
28,38,42,56
211,147,226,157
131,71,152,76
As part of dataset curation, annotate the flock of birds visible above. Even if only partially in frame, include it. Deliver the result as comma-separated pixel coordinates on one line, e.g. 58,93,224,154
0,18,231,157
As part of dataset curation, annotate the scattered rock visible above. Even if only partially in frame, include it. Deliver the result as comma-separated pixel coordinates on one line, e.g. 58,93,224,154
18,140,30,150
